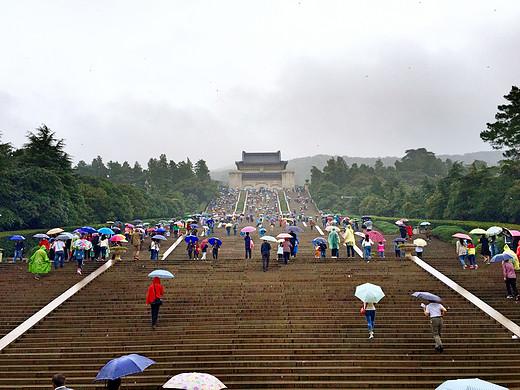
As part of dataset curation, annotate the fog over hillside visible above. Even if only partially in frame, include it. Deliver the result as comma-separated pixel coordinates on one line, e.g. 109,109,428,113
210,150,504,185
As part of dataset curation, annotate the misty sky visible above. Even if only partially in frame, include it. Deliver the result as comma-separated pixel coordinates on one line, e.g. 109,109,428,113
1,1,519,170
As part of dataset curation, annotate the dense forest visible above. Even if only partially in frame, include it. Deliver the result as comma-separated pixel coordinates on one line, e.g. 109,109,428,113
309,149,519,223
0,125,218,230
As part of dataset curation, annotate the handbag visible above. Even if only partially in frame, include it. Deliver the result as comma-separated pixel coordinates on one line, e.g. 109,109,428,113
360,307,366,314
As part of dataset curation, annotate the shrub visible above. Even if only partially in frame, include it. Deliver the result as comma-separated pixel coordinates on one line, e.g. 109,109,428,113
373,220,399,234
431,225,468,243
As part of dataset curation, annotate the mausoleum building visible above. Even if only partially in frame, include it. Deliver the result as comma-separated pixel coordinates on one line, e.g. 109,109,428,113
229,151,295,189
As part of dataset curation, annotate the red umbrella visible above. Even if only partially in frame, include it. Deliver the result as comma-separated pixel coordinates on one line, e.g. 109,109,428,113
367,231,386,242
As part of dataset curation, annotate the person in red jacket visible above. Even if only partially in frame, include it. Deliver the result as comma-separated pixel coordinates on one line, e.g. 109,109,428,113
406,225,413,241
146,277,164,329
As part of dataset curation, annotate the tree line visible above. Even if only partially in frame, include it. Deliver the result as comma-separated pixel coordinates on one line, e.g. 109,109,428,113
0,125,218,231
310,85,520,224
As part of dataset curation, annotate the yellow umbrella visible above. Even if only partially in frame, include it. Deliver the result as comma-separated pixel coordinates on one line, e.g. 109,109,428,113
413,238,427,247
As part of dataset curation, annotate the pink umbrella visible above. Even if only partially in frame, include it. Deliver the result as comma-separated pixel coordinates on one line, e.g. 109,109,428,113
276,233,292,239
367,231,386,242
146,228,156,232
110,235,125,242
326,216,333,221
452,233,472,240
510,230,520,237
125,223,135,228
399,218,409,222
241,226,256,233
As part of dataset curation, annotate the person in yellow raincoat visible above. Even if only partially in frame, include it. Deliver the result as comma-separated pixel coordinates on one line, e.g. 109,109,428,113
29,245,51,280
343,225,356,258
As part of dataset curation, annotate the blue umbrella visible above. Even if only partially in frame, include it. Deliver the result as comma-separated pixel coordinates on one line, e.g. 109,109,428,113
152,235,166,241
9,235,25,240
184,235,198,243
133,219,143,223
33,233,49,239
190,224,200,228
80,226,98,234
436,378,508,390
98,227,115,235
490,253,514,263
393,238,406,242
312,238,327,246
412,291,442,302
156,228,167,233
95,354,155,380
419,221,431,226
148,270,174,278
208,237,222,246
286,226,304,232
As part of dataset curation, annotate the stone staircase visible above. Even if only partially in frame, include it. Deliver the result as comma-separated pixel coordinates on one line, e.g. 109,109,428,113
1,219,520,389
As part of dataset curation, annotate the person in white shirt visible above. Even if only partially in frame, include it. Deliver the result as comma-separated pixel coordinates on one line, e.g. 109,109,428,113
424,300,447,353
51,239,66,269
362,235,374,263
99,235,109,261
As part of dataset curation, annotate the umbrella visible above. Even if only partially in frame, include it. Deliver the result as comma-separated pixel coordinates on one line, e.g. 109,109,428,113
469,228,487,235
312,237,327,244
491,253,515,263
355,283,385,303
393,238,406,242
46,228,64,235
208,237,222,246
125,223,135,228
72,239,92,250
152,234,167,241
326,216,333,221
286,226,304,232
185,218,195,223
133,219,143,223
312,239,327,246
241,226,256,233
184,235,199,243
110,235,126,242
436,378,508,390
98,227,115,235
487,226,502,236
260,235,278,243
412,291,442,302
106,220,115,224
8,235,25,240
56,232,74,240
362,215,371,219
325,226,341,232
80,226,97,234
367,231,386,242
163,372,226,390
225,223,233,227
189,224,199,228
395,221,405,226
510,230,520,237
419,221,431,226
148,270,174,278
413,238,427,247
95,354,155,381
156,228,167,233
33,233,49,239
452,233,472,240
142,222,151,226
277,233,292,239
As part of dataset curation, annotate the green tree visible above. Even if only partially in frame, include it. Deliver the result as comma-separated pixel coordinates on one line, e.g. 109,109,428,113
194,159,211,181
21,125,72,173
481,86,520,160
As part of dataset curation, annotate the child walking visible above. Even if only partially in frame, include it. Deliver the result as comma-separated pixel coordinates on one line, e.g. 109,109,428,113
378,242,385,258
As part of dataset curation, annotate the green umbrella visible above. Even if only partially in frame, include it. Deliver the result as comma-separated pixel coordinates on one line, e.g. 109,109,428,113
355,283,385,303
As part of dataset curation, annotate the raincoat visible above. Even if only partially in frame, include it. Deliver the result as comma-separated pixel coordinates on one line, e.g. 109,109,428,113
29,246,51,274
503,245,520,270
146,277,164,305
343,225,355,245
328,230,340,250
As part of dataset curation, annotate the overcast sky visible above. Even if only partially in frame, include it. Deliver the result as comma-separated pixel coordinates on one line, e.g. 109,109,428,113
1,1,519,170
